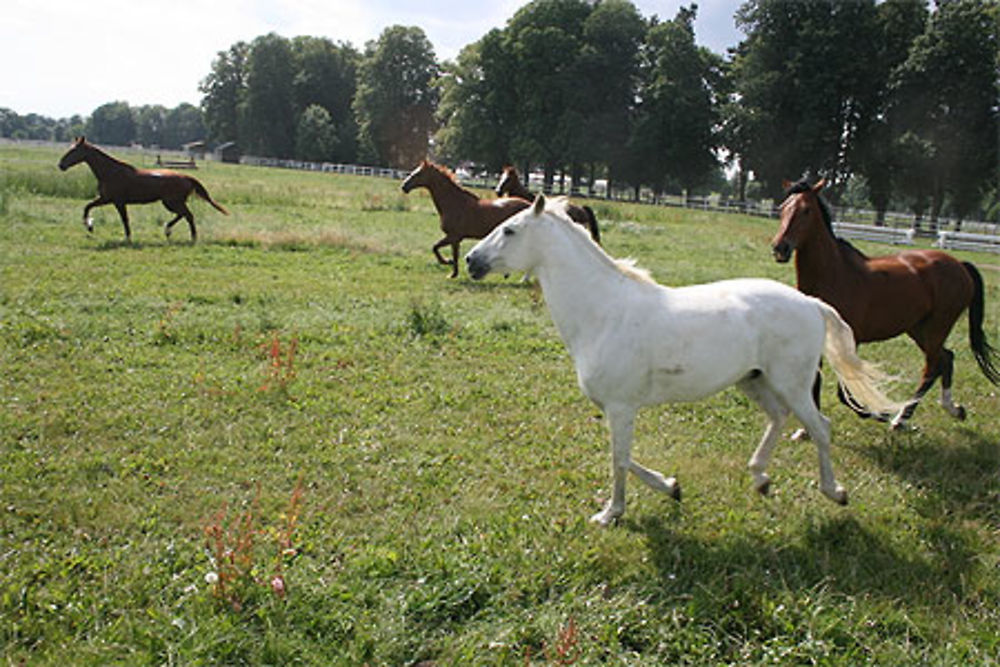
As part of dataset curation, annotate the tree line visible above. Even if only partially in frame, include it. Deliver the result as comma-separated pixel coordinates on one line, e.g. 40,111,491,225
3,0,996,223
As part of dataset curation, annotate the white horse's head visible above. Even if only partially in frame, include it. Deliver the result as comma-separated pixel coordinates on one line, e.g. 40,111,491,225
466,194,555,280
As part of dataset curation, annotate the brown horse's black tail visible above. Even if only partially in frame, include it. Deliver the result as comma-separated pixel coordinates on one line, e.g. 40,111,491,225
191,177,228,215
582,205,601,245
964,261,1000,385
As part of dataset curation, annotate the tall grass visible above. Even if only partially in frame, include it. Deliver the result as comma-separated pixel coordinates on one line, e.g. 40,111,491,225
1,143,999,664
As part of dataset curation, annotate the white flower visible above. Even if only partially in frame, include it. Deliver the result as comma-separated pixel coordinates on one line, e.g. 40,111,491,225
205,571,219,585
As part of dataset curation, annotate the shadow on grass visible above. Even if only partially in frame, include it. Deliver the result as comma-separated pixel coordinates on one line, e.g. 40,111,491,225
858,426,1000,525
639,512,957,601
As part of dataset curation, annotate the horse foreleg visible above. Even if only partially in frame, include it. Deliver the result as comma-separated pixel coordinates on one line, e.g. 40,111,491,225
432,238,455,266
591,405,637,526
449,241,461,278
82,197,110,233
113,202,131,242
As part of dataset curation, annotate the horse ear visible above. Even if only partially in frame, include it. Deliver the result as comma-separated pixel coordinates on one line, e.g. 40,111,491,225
813,178,827,192
532,193,546,215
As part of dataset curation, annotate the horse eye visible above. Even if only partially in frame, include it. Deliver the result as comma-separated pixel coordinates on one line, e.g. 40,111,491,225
503,227,515,237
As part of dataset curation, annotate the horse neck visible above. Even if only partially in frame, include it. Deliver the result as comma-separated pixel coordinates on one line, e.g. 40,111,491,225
794,221,847,293
82,146,132,180
424,171,476,215
533,225,636,351
506,174,531,199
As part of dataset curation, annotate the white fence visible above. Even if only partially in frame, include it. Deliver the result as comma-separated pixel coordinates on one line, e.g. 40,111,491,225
236,152,1000,254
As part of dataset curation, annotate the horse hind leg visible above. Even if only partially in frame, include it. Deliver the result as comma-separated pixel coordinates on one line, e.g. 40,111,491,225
765,373,846,504
163,201,197,242
938,348,966,420
890,348,946,430
739,374,791,496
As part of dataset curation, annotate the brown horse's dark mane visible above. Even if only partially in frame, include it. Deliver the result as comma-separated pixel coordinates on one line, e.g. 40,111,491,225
785,179,868,262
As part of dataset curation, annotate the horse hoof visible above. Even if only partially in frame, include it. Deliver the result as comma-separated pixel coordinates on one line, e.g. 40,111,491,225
956,406,967,421
589,511,619,527
823,486,848,505
670,481,682,502
790,428,810,441
756,479,771,496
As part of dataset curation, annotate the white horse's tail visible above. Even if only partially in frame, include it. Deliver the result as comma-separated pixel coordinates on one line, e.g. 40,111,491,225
818,301,906,418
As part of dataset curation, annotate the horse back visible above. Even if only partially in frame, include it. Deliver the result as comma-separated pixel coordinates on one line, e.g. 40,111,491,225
103,168,196,204
446,197,528,239
824,248,974,343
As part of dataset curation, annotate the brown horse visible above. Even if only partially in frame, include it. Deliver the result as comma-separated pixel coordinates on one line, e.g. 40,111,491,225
58,136,227,242
771,178,1000,428
401,160,530,277
495,166,601,244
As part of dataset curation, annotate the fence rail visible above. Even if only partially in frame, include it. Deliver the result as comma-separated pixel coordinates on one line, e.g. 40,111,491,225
237,154,1000,248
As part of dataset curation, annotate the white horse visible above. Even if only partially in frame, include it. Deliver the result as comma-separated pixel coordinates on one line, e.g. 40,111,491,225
466,195,905,526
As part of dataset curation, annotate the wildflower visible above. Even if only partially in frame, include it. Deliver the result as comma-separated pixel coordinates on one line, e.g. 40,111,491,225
205,571,219,585
270,575,286,597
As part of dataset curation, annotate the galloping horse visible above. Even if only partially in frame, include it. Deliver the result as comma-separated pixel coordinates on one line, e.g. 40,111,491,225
401,160,530,277
467,195,903,524
495,166,601,244
771,179,1000,428
58,136,228,242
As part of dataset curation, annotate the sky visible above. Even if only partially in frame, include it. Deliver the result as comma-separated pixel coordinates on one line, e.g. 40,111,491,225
1,0,744,120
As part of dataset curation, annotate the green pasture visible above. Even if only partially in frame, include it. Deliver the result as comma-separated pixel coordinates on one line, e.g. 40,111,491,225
2,143,999,664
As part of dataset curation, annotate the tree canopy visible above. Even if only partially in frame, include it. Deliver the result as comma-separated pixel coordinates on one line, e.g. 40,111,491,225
6,0,997,221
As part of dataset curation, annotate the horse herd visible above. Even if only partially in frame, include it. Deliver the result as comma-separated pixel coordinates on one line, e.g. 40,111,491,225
58,139,999,523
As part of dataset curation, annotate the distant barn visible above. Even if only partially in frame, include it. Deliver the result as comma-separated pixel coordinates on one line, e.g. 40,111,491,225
215,142,240,164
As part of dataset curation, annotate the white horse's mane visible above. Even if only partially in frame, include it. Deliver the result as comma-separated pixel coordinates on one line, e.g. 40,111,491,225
542,197,655,285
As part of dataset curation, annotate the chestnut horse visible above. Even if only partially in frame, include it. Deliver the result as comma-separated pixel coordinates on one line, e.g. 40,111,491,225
58,136,227,242
401,160,530,277
771,178,1000,429
495,166,601,244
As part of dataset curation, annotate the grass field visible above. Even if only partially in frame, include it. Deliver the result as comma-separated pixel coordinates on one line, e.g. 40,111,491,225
2,142,999,664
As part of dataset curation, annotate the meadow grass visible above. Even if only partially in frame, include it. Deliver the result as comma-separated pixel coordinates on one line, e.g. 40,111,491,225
1,143,999,664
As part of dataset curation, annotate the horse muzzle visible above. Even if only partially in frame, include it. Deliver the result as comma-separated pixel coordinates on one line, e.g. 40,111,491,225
772,241,793,263
466,253,491,280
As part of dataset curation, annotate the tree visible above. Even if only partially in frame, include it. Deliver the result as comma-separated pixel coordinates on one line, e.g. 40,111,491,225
731,0,881,197
503,0,592,189
850,0,927,224
627,5,719,194
292,37,359,162
577,0,646,193
435,29,518,171
199,42,249,145
162,103,206,149
87,101,136,146
135,105,167,147
354,26,439,168
889,0,999,226
295,104,338,162
242,33,297,158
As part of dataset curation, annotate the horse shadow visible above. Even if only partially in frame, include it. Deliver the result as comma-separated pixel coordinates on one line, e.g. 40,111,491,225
632,509,974,622
857,426,1000,526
